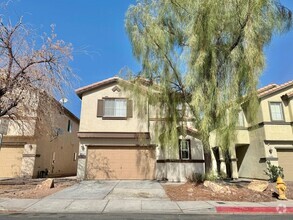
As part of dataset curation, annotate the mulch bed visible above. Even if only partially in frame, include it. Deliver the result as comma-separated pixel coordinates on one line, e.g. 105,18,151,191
163,181,293,202
0,178,76,199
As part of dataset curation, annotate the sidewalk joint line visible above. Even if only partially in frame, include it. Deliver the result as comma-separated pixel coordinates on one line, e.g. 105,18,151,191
64,200,75,210
175,201,183,213
22,199,42,212
101,200,110,213
103,180,120,200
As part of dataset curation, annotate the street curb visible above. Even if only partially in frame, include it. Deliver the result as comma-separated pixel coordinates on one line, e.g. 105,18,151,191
216,206,293,214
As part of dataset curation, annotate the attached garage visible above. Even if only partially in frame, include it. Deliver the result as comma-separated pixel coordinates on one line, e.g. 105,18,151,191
0,145,24,178
277,149,293,181
86,146,156,180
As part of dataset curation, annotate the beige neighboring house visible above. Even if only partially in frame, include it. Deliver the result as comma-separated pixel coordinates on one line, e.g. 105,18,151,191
76,77,205,181
210,80,293,181
0,94,80,178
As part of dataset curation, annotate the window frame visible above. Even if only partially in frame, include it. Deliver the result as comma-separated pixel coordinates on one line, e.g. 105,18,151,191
179,139,191,160
237,110,246,127
269,102,285,122
103,98,127,119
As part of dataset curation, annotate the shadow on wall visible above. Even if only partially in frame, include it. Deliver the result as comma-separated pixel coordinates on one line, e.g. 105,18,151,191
86,153,116,179
20,155,36,178
236,145,249,172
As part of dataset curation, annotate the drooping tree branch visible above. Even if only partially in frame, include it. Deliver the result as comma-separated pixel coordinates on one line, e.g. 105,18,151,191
0,17,75,120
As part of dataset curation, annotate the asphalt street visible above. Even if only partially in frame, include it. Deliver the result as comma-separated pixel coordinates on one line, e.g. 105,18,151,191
0,213,292,220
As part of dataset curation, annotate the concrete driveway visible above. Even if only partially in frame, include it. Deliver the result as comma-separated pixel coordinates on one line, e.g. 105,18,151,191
46,180,169,200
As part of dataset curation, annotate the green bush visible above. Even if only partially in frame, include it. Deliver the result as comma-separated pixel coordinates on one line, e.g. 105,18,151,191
187,171,222,184
204,171,218,182
264,161,284,182
186,173,205,184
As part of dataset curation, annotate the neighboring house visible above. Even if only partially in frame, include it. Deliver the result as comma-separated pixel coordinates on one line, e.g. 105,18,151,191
75,77,205,181
210,80,293,181
0,93,80,178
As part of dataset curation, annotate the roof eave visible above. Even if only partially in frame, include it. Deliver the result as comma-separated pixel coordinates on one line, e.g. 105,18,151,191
75,77,121,99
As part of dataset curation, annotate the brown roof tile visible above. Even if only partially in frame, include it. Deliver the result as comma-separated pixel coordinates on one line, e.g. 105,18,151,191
257,84,278,94
258,80,293,98
75,77,121,98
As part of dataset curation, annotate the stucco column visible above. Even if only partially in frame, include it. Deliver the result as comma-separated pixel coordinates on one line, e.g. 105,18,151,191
20,144,37,178
77,144,87,180
218,149,227,176
229,146,239,179
210,148,218,175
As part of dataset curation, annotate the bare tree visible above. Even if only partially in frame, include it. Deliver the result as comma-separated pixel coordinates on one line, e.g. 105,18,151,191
0,17,74,119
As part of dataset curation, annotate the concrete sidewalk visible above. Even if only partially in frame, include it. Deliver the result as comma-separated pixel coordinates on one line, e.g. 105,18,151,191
0,198,293,214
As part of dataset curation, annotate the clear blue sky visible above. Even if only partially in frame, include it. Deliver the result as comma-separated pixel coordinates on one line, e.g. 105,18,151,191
4,0,293,117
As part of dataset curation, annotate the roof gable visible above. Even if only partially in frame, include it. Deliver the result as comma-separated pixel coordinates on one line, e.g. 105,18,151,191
75,77,121,98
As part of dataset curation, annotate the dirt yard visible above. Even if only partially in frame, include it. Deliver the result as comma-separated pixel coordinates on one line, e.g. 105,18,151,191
0,178,76,199
163,181,293,202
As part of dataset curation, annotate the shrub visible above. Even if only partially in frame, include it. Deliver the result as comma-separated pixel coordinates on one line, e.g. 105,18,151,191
204,171,218,182
264,161,284,182
186,173,205,184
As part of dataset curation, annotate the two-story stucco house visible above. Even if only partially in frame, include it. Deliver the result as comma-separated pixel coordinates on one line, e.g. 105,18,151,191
210,80,293,181
0,93,80,178
76,77,205,181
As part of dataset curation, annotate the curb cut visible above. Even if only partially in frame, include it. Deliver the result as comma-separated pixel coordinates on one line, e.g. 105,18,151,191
216,206,293,214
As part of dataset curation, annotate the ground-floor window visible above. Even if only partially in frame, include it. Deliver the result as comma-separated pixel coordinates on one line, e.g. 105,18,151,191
179,139,191,160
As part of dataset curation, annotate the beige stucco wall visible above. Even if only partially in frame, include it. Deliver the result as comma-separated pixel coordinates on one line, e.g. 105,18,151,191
288,99,293,122
20,144,37,177
260,88,292,122
34,112,79,177
156,134,205,182
1,91,79,178
235,130,250,145
237,128,267,179
156,162,204,182
77,81,205,181
79,138,150,146
5,119,36,137
79,82,148,133
210,84,293,180
264,125,293,141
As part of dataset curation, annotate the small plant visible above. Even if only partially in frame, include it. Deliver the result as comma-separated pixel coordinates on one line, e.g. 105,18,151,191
264,161,284,182
218,171,227,180
204,171,218,182
187,171,222,184
186,173,205,184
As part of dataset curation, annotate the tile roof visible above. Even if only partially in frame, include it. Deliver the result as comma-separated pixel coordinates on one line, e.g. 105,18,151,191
257,84,278,94
75,77,121,98
281,90,293,101
258,80,293,98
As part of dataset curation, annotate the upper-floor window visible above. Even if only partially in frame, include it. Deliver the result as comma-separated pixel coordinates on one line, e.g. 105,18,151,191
269,102,284,121
237,111,245,127
104,99,127,117
67,120,72,133
97,98,133,119
179,139,191,160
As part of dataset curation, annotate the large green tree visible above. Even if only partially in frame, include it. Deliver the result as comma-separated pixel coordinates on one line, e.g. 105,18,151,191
124,0,292,170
